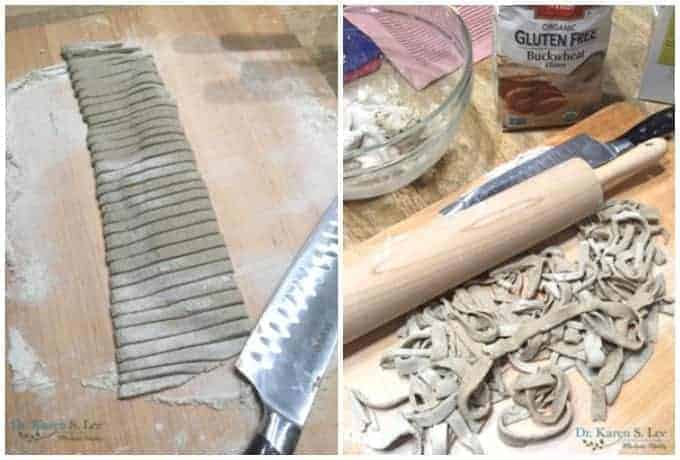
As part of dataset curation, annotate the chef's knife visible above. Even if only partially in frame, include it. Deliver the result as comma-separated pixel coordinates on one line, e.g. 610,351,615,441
441,106,674,216
237,199,338,455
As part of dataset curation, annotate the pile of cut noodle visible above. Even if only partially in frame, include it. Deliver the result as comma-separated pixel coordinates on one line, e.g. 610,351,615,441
351,200,674,453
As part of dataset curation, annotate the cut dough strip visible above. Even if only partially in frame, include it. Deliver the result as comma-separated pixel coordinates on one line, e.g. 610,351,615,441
63,42,252,398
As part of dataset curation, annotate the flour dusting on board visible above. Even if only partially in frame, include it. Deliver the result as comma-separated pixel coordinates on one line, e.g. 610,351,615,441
240,66,336,144
151,394,239,411
6,65,77,306
80,363,119,392
7,64,67,93
6,250,55,306
8,329,55,395
6,145,55,305
148,379,255,411
288,80,336,139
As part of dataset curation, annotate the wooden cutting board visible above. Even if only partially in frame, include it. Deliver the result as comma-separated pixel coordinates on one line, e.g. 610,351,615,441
6,6,337,454
343,102,675,454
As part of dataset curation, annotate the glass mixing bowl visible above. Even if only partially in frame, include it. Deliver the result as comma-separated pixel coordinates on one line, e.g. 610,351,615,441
343,6,473,200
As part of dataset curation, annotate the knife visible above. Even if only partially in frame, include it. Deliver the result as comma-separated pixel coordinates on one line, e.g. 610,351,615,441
237,199,339,455
441,106,674,216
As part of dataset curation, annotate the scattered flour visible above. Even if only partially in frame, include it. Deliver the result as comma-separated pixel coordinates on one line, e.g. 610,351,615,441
145,362,257,412
239,66,336,159
6,64,67,93
80,363,118,392
6,250,55,306
7,329,55,395
6,65,74,306
148,384,255,412
6,146,54,305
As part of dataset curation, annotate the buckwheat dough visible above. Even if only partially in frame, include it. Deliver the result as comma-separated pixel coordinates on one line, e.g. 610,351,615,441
352,200,673,454
62,42,252,398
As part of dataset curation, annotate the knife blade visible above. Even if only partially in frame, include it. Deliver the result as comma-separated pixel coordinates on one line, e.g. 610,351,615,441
441,106,674,216
237,198,339,455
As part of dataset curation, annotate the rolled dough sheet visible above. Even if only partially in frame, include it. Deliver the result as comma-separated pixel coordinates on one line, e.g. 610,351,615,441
61,42,253,399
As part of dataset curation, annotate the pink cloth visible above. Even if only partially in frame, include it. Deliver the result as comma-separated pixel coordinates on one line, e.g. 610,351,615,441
456,5,493,63
344,5,493,90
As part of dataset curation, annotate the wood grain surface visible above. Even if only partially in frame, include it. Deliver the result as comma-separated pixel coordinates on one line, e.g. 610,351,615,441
342,6,674,455
6,6,338,454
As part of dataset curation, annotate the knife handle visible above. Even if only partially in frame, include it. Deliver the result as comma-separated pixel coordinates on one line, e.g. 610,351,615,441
244,410,301,455
245,434,281,455
613,106,674,146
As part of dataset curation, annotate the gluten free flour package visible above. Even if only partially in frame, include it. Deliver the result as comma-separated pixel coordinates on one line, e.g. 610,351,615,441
494,6,613,130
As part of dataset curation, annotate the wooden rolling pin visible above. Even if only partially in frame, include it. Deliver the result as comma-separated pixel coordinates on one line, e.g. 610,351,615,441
344,138,668,343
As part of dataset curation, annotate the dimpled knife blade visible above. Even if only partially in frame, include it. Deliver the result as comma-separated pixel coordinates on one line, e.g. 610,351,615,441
441,107,674,216
440,134,617,215
238,199,338,454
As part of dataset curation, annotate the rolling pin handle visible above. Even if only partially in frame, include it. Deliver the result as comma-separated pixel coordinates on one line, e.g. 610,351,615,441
595,137,667,192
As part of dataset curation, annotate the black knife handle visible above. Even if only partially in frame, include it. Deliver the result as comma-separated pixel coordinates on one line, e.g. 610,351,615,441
244,434,282,455
615,106,674,145
244,410,301,455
